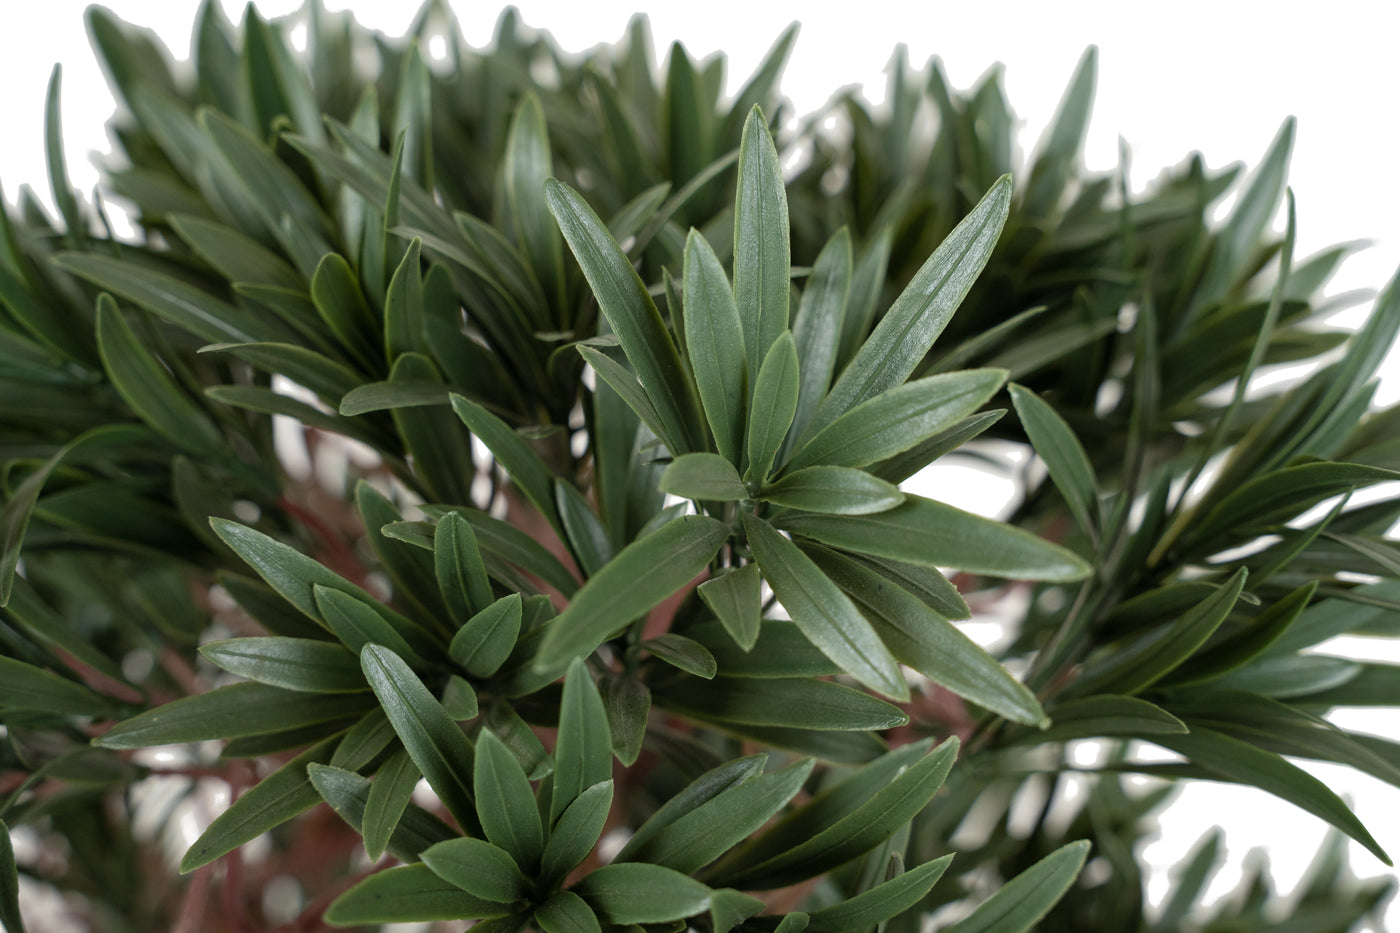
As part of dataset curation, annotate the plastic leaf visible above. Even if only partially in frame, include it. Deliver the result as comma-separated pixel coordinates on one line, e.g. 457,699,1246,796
660,453,749,501
683,229,747,462
945,840,1090,933
421,836,529,904
574,863,713,925
807,853,954,931
760,466,904,515
1009,383,1100,543
450,594,524,679
199,637,364,693
535,890,602,933
540,780,613,886
474,729,544,872
551,659,613,825
733,106,791,394
744,332,799,483
697,564,763,651
325,863,512,926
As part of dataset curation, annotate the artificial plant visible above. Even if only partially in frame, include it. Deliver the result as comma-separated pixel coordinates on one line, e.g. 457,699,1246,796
1,3,1398,931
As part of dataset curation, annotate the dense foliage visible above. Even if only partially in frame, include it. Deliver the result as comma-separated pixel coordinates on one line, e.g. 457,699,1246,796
1,2,1398,930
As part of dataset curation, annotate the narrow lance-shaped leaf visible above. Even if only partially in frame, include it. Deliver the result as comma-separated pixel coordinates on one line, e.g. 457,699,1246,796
733,106,791,395
0,656,113,717
536,890,603,933
743,513,907,701
451,393,560,533
504,93,564,310
534,516,728,673
324,863,513,926
555,480,613,578
1009,383,1100,544
1022,46,1097,218
697,563,763,651
360,644,480,834
945,841,1091,933
474,729,544,872
199,637,364,693
547,179,702,453
787,227,852,453
760,466,904,516
1,820,26,933
777,494,1092,583
450,594,523,679
435,511,495,624
683,229,746,462
806,854,955,932
745,332,799,483
551,659,612,826
363,747,421,861
574,863,714,925
540,780,613,886
45,65,85,242
809,175,1012,435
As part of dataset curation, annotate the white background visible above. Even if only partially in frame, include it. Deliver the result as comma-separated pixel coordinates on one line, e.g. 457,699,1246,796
2,1,1399,928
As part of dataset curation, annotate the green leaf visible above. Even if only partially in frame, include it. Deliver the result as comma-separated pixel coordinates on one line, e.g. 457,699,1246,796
643,634,718,679
314,584,429,667
788,228,852,452
95,682,371,749
45,65,84,243
475,729,544,873
385,237,426,361
760,466,903,515
791,369,1007,471
204,341,360,406
869,409,1005,484
504,93,564,309
777,494,1092,583
660,453,748,501
945,840,1091,933
683,229,747,462
339,380,447,415
536,890,602,933
422,836,529,904
689,620,840,679
807,853,954,931
441,675,479,720
551,659,613,825
809,176,1012,434
534,516,728,672
697,564,763,651
775,913,810,933
169,214,301,289
743,513,907,700
450,394,559,531
657,675,906,732
450,594,523,679
1164,582,1316,687
363,747,421,861
540,780,613,886
199,637,364,693
1014,696,1186,745
424,507,579,599
601,675,650,766
547,179,701,453
0,820,24,933
1073,568,1247,697
435,510,495,624
181,739,335,873
308,762,456,860
620,759,813,874
706,737,958,889
745,331,799,483
325,863,512,926
1022,46,1097,218
310,251,380,372
733,106,791,397
574,863,713,925
1009,383,1100,543
360,644,479,833
55,252,277,345
1147,726,1389,865
577,344,683,456
805,545,1044,726
555,480,613,578
0,656,112,717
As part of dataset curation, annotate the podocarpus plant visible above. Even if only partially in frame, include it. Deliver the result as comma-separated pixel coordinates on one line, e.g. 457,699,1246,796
1,3,1398,931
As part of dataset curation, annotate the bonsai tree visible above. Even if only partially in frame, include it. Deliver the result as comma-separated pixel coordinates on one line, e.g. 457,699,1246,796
1,3,1397,930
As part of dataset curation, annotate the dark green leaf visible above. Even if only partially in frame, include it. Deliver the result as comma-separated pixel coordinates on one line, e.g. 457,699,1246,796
363,747,421,861
620,758,813,874
807,853,954,931
1147,727,1389,865
656,676,906,732
547,179,701,453
1073,568,1246,697
309,761,456,860
660,453,748,501
706,737,958,888
451,394,559,531
1009,383,1100,542
45,65,84,243
325,863,512,925
422,836,529,904
551,659,612,825
204,341,360,406
1022,46,1096,218
361,644,479,833
745,331,799,483
1015,696,1186,745
475,729,544,872
180,739,335,873
435,511,495,625
1164,582,1316,687
574,863,713,924
199,637,363,693
441,675,479,720
809,176,1012,434
805,545,1044,726
310,252,379,372
169,214,301,289
95,682,371,749
643,634,718,679
504,93,563,308
945,840,1091,933
744,513,907,700
791,369,1006,471
540,780,613,886
760,466,903,515
697,564,763,651
450,594,523,679
536,890,602,933
733,106,791,395
0,656,111,717
577,344,682,456
601,675,650,766
788,228,852,451
555,480,613,577
535,516,728,672
689,620,840,678
777,494,1092,583
869,409,1006,484
384,237,425,361
0,820,24,933
424,507,579,599
314,584,429,667
684,229,746,462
